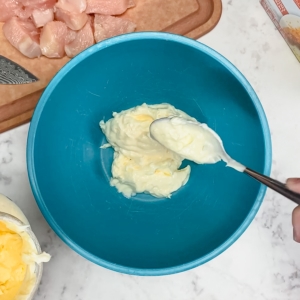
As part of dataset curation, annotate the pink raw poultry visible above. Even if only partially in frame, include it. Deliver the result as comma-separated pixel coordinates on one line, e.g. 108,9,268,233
1,0,137,59
2,17,41,58
32,8,54,28
55,7,88,30
94,15,136,43
40,21,68,58
65,21,94,57
21,0,56,10
65,29,77,44
17,0,55,22
86,0,135,15
55,0,86,13
16,7,34,19
0,0,22,22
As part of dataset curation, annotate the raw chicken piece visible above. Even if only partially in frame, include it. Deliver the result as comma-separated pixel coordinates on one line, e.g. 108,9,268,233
21,0,56,10
86,0,135,15
55,7,88,30
32,8,54,28
65,21,94,58
65,29,76,44
55,0,86,13
40,21,68,58
16,7,34,19
94,15,136,43
87,14,94,28
0,0,22,22
0,0,33,21
2,17,41,58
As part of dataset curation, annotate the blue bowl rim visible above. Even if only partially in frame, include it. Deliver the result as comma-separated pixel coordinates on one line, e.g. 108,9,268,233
27,32,272,276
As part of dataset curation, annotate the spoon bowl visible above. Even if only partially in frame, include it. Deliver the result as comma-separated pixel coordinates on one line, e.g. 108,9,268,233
150,116,245,171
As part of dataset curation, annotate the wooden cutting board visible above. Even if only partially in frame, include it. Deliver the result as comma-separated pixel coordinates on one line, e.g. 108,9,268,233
0,0,222,133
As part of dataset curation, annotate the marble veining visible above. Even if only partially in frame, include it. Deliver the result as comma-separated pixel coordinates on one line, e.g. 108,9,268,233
0,138,13,185
1,1,300,299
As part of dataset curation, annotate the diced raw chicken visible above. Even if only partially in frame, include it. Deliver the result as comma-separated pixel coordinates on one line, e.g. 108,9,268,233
32,8,54,28
16,7,34,19
0,0,22,22
65,21,94,58
55,7,88,30
87,14,94,27
94,15,136,43
2,17,41,58
86,0,135,15
65,29,76,44
40,21,68,58
21,0,56,9
55,0,86,13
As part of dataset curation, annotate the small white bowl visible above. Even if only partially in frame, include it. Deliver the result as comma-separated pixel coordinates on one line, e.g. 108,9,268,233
0,195,47,299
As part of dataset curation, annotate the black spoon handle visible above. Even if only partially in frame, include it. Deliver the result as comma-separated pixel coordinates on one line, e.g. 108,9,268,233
244,168,300,205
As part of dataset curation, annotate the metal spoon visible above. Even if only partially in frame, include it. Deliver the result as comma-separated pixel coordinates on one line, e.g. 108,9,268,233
243,168,300,205
150,117,300,205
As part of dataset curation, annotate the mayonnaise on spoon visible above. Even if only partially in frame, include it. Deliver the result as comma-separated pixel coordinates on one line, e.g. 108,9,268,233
150,117,300,204
150,116,245,172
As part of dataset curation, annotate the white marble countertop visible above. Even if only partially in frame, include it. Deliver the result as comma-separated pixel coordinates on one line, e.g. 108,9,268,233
1,1,300,299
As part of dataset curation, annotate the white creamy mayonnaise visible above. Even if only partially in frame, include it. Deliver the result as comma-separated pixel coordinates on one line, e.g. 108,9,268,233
150,116,245,172
100,103,196,198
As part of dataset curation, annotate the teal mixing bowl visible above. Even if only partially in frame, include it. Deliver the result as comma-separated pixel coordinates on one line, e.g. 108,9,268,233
27,32,271,275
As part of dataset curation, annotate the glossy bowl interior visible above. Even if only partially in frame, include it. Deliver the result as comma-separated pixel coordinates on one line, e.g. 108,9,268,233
27,32,271,275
